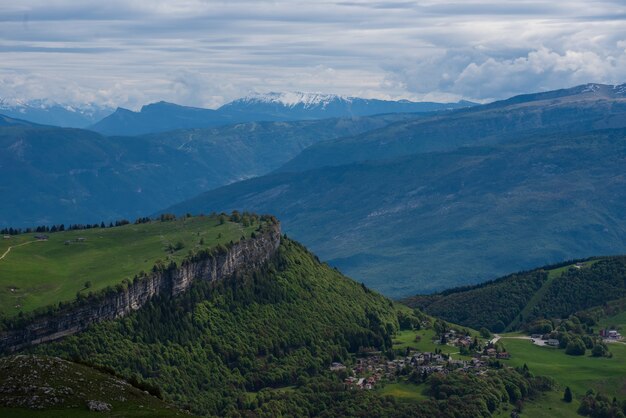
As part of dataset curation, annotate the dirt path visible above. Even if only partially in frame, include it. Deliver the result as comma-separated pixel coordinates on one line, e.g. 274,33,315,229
0,240,36,261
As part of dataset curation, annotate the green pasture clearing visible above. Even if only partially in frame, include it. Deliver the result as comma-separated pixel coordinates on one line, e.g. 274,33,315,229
492,390,579,418
392,328,480,360
501,337,626,399
0,216,258,318
377,381,428,402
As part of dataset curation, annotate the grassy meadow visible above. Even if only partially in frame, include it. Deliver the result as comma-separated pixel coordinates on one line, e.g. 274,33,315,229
499,334,626,415
0,216,258,318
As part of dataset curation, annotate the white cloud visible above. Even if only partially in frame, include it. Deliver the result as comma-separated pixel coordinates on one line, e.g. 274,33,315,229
0,0,624,107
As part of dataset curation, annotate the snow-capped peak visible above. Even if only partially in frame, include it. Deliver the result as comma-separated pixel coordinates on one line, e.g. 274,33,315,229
231,92,352,109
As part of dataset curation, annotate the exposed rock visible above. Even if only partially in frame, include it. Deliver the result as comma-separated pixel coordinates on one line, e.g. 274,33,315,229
0,224,281,353
87,400,112,412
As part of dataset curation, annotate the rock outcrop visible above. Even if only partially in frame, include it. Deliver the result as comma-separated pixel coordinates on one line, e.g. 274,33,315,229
0,224,281,353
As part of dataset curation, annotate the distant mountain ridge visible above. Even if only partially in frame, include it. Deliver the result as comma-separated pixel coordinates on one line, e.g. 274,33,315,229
0,98,113,128
164,84,626,297
90,93,474,136
0,113,414,227
277,83,626,173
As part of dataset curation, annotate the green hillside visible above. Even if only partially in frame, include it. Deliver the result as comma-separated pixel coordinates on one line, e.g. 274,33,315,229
2,235,608,417
0,214,259,318
33,238,400,416
404,256,626,332
0,355,191,417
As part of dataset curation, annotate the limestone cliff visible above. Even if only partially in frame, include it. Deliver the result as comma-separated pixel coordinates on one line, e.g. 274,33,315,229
0,224,281,353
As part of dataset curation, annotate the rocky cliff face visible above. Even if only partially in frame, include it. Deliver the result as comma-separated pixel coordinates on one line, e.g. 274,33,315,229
0,224,281,353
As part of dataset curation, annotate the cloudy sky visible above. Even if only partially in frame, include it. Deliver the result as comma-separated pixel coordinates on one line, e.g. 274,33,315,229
1,0,625,108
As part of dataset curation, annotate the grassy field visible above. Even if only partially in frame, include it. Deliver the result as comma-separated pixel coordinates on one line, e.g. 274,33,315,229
377,381,428,401
501,336,626,399
0,216,258,318
392,329,459,355
492,390,580,418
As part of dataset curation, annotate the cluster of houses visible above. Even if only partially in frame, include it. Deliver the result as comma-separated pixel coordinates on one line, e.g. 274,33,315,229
332,332,510,391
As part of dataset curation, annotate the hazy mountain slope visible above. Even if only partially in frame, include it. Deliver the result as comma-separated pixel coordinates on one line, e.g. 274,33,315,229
278,83,626,173
91,94,472,136
165,128,626,297
90,102,225,136
0,100,113,128
0,114,42,128
0,115,409,227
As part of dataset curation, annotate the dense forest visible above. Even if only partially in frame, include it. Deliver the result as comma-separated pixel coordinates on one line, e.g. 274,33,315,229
405,270,547,332
404,256,626,332
34,239,399,416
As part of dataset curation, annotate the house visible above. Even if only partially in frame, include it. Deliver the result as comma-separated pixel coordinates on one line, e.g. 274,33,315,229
496,352,510,359
608,330,622,339
330,362,346,371
531,334,542,339
486,348,497,357
546,339,560,347
76,237,86,242
458,339,471,347
34,234,49,241
3,235,11,239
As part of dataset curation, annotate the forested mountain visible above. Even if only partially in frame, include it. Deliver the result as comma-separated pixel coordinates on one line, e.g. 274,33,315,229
33,238,400,416
278,83,626,173
403,256,626,332
165,128,626,297
0,114,410,227
91,94,472,136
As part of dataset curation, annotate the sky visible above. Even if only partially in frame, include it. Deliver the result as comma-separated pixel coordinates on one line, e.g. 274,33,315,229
0,0,625,109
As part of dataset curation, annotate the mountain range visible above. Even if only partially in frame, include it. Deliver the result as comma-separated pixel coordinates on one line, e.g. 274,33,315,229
90,93,474,136
0,113,413,227
165,84,626,297
3,83,626,296
0,99,113,128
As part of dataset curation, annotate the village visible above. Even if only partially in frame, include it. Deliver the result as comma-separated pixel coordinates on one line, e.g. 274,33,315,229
331,329,510,390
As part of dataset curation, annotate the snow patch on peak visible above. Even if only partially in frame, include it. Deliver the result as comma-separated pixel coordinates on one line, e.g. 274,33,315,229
235,92,352,109
581,83,601,93
613,84,626,95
